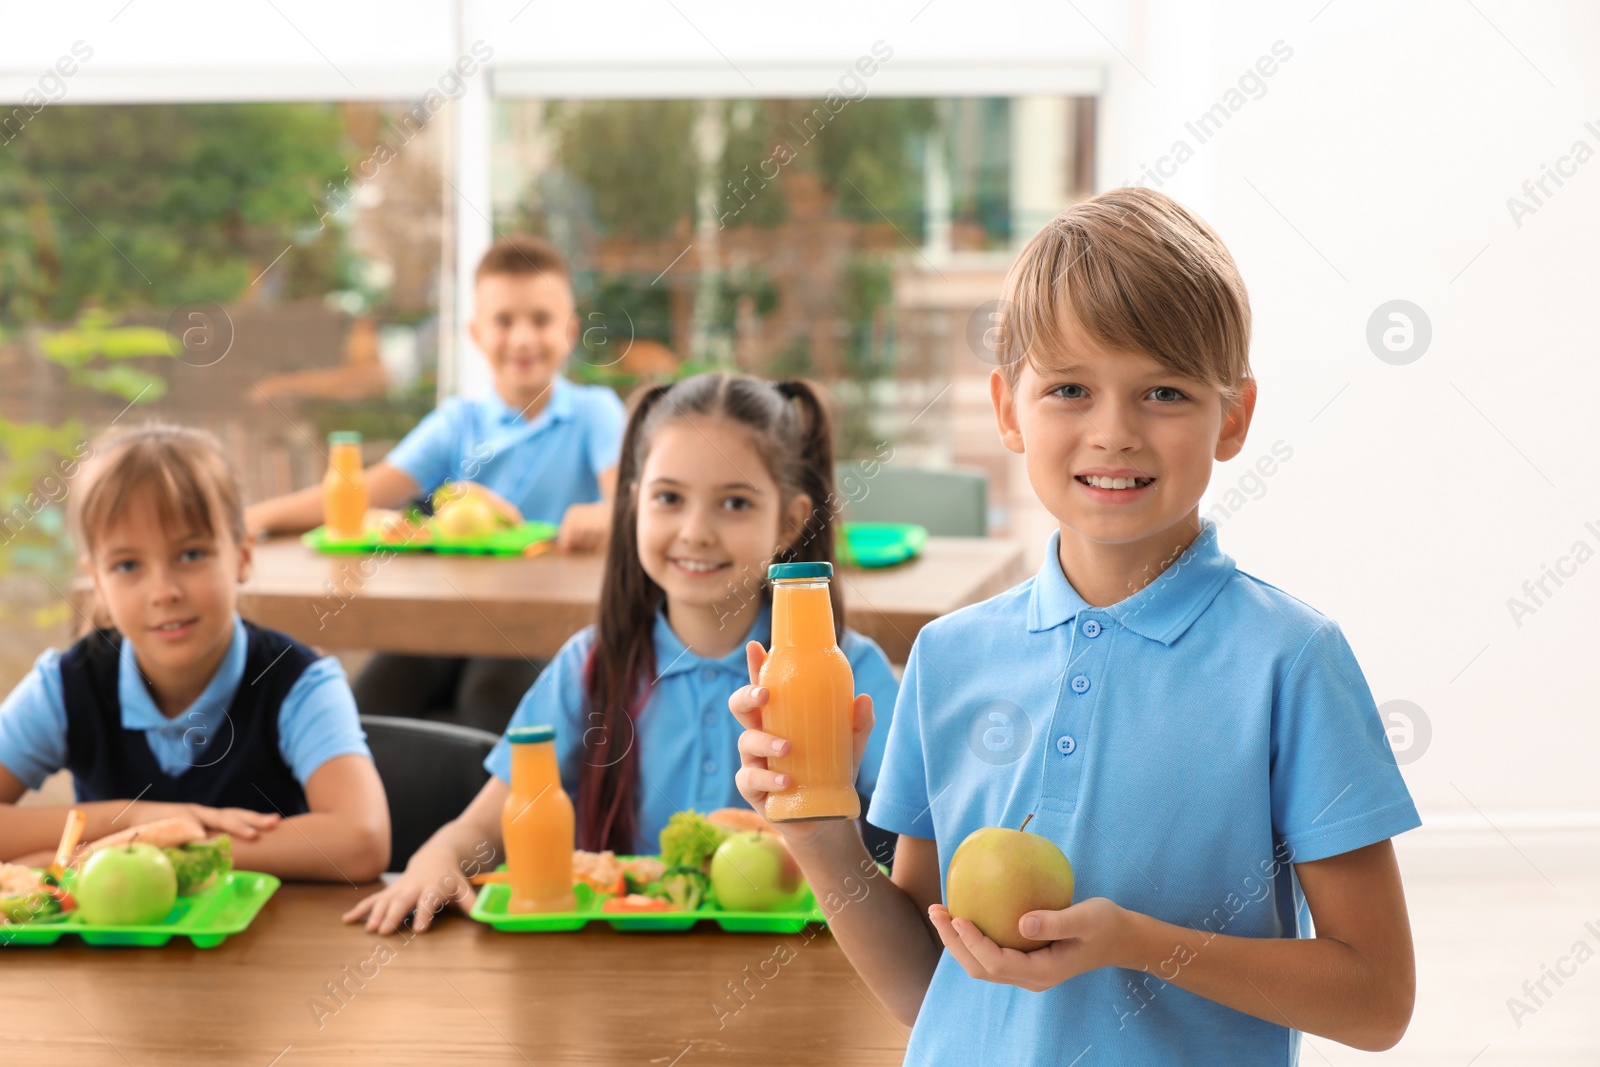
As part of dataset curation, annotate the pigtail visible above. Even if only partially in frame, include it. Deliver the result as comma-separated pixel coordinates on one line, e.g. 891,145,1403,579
577,382,673,853
770,379,846,638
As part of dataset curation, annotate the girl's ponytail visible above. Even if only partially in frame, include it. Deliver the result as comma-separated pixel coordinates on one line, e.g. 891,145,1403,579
576,381,674,853
770,379,845,637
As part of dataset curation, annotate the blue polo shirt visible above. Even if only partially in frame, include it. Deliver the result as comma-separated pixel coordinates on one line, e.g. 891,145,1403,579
0,614,371,791
485,602,900,856
868,520,1421,1065
386,375,626,525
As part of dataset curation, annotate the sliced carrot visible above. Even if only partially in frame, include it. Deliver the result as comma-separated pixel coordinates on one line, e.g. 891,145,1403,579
601,894,677,913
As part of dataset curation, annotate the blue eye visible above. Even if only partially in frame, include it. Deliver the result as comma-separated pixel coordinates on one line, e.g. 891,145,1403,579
180,548,208,563
1051,384,1088,401
1150,387,1188,403
111,559,137,574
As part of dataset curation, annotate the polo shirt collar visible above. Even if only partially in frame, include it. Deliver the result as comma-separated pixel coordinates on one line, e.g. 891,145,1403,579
652,601,772,680
488,374,573,429
119,613,248,730
1027,520,1236,645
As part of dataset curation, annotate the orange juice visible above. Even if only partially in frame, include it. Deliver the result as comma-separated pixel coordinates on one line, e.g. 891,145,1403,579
760,562,860,822
322,431,368,540
501,725,576,913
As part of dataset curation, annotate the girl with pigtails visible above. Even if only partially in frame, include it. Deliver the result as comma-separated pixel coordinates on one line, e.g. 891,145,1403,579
346,373,899,933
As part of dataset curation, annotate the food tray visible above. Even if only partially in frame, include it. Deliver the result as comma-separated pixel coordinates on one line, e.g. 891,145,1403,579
303,520,557,557
0,870,280,949
470,877,826,934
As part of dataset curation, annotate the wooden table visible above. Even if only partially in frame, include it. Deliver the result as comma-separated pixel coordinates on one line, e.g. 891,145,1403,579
4,883,912,1065
76,537,1026,664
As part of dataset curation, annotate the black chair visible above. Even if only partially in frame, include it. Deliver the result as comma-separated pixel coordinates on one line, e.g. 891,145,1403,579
361,715,499,872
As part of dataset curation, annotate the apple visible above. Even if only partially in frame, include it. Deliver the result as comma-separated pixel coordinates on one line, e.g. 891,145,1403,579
709,831,807,912
432,496,503,539
945,817,1074,951
76,843,178,926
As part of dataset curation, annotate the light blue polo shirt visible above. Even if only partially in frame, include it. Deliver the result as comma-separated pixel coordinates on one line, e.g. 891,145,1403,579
485,601,900,856
386,375,626,526
0,614,372,791
868,520,1421,1066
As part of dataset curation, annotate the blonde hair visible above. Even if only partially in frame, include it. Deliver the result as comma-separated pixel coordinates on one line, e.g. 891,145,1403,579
73,423,247,557
997,186,1253,404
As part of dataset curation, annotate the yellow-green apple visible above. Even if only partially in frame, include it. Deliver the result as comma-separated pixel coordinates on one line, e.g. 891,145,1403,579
945,817,1074,950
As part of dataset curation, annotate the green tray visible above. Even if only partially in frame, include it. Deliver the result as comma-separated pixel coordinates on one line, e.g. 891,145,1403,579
470,876,825,934
0,870,280,949
303,520,558,557
840,522,928,569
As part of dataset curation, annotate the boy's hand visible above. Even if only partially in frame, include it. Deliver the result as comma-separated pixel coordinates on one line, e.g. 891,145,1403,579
728,641,875,844
927,897,1134,993
556,501,611,553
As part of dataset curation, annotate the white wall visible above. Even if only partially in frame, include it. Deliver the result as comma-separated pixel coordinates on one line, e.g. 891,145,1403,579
1189,2,1600,829
3,0,1593,830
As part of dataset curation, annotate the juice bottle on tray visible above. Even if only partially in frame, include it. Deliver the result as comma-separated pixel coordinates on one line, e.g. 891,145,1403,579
501,725,576,913
322,431,368,541
760,562,860,822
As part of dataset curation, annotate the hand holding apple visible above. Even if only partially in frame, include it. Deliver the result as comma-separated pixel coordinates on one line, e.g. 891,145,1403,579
930,894,1134,993
945,815,1075,950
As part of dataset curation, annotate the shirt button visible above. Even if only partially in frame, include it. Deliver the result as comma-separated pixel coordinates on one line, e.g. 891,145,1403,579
702,710,715,725
1056,734,1077,756
1070,674,1091,694
699,666,718,684
1082,619,1102,638
702,759,717,775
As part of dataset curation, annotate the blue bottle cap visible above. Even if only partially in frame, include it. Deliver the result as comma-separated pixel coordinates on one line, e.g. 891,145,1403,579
768,562,833,580
506,725,555,744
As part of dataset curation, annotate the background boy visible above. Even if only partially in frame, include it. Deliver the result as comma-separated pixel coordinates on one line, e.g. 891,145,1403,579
730,187,1420,1063
247,236,626,731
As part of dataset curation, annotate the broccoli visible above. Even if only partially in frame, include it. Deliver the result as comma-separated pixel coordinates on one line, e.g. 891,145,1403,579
658,811,731,871
655,866,712,912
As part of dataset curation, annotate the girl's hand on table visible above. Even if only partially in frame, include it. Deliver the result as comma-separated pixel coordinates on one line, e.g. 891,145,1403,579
342,853,476,935
927,897,1134,993
728,640,875,844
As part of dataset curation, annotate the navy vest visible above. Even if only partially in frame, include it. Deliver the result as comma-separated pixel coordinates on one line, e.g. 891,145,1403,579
58,621,315,816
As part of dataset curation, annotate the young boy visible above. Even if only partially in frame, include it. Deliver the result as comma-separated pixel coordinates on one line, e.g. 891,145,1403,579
730,187,1420,1062
246,236,627,731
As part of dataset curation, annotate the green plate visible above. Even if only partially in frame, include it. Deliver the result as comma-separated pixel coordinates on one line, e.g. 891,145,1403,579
840,522,928,569
469,870,826,934
0,870,280,949
302,520,558,557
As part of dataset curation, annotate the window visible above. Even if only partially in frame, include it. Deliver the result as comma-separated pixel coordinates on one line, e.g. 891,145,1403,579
490,94,1095,461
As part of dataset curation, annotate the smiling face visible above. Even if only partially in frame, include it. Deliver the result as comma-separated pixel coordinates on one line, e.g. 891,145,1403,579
633,417,811,635
88,492,251,713
468,271,580,412
992,308,1255,591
